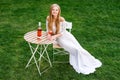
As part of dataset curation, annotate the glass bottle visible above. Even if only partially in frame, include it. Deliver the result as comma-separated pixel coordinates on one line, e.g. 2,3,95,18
37,22,42,39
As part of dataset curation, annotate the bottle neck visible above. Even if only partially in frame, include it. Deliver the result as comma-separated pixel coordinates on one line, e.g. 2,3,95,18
38,22,41,28
38,26,41,28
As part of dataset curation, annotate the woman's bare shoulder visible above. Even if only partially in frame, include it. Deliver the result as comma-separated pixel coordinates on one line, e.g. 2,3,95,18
60,16,65,22
46,16,49,21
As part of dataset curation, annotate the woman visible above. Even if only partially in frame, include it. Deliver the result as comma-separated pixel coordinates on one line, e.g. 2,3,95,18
46,4,102,75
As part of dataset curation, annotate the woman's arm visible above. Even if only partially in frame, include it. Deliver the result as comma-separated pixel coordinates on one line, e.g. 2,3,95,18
50,17,65,40
50,33,62,40
46,16,65,40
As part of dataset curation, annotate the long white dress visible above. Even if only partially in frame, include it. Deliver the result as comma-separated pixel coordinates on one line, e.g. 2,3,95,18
46,21,102,75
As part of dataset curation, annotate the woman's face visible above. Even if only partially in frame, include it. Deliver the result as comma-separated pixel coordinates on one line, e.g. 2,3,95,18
51,6,59,17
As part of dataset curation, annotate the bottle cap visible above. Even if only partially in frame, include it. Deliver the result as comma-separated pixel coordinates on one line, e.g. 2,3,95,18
38,22,41,27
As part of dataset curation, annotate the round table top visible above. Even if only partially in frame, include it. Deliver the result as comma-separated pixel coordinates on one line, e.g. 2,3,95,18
24,30,53,44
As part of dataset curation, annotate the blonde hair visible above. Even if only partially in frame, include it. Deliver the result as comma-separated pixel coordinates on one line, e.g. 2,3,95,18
48,4,61,34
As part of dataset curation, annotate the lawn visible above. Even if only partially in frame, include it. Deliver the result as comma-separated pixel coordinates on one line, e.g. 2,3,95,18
0,0,120,80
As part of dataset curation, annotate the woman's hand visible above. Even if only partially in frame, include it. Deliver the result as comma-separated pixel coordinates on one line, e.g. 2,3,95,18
47,34,57,41
47,31,53,40
47,34,52,40
51,35,57,40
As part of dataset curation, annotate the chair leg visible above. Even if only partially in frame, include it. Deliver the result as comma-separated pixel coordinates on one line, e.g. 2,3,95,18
53,48,69,63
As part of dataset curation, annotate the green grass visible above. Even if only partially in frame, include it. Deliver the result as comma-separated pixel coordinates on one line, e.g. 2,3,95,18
0,0,120,80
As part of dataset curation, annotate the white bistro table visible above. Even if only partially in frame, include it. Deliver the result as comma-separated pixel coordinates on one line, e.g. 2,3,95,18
24,30,53,76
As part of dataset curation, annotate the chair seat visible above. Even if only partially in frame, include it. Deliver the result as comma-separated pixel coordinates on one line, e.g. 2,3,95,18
53,44,62,48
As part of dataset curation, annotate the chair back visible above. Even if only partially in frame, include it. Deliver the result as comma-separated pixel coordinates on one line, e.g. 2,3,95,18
63,21,72,32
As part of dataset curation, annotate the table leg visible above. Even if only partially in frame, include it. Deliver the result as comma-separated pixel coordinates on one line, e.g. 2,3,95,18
25,43,52,76
38,44,52,67
25,43,41,76
43,44,52,67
